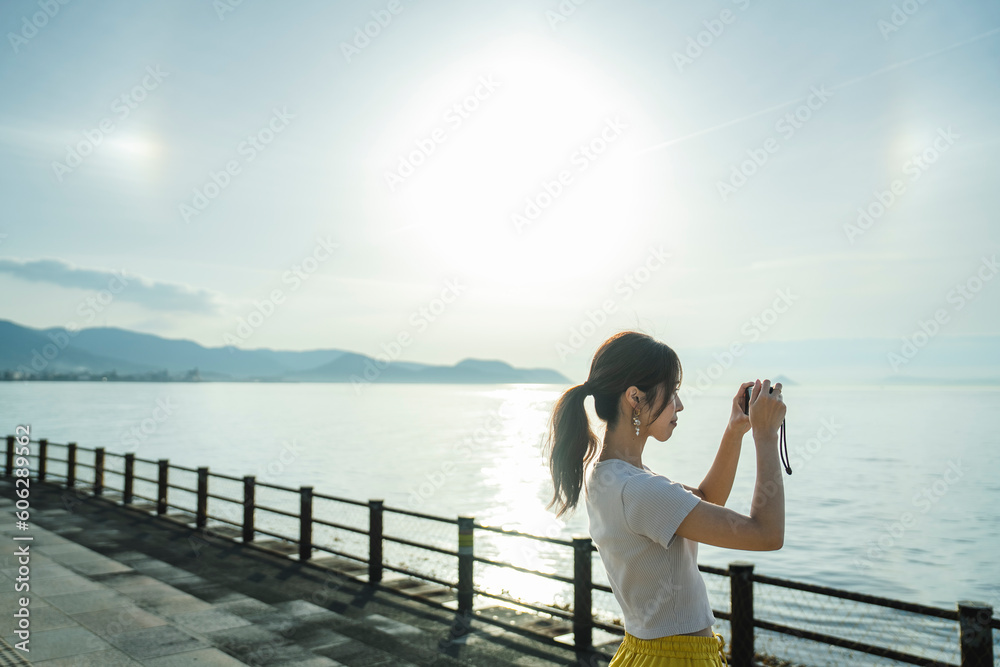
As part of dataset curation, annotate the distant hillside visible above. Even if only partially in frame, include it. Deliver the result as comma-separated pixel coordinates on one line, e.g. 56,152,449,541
0,320,570,384
0,320,154,376
52,325,346,379
289,355,568,383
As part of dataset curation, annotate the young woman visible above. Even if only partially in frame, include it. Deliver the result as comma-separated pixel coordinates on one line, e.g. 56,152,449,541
545,331,786,667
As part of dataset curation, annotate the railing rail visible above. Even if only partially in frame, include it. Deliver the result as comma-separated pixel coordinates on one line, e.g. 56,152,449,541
5,436,997,666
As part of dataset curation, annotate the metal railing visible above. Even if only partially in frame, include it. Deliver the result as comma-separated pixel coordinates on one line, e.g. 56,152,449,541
5,436,997,666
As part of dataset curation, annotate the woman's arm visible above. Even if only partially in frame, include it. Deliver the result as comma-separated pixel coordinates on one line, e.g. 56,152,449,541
675,379,786,551
692,426,744,506
687,382,754,506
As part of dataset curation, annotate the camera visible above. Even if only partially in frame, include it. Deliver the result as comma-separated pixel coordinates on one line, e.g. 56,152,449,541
741,384,774,415
742,383,792,475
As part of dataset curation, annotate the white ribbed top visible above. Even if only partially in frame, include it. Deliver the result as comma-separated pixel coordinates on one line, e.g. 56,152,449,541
584,459,715,639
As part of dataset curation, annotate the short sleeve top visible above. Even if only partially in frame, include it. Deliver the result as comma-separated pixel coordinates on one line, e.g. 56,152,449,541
584,459,715,639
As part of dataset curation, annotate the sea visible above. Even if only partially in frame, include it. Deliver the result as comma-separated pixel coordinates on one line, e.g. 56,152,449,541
3,382,998,666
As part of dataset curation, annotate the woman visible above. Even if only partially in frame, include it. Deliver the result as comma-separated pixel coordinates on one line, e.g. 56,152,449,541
545,331,786,667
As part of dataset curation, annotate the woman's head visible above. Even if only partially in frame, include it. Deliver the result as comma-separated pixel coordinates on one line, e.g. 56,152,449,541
544,331,683,518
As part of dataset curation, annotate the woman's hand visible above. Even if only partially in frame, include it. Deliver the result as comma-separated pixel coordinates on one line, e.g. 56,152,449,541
727,381,755,436
749,378,786,438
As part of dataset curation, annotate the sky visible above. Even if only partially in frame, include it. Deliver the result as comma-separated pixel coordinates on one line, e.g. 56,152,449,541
1,0,999,380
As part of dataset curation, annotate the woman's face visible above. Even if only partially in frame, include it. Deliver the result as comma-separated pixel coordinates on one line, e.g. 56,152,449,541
645,386,683,442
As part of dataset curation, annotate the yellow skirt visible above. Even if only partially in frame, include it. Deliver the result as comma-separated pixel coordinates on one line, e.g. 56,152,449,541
609,631,728,667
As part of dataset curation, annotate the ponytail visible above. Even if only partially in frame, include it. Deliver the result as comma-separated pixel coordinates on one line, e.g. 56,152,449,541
545,383,599,519
544,331,683,519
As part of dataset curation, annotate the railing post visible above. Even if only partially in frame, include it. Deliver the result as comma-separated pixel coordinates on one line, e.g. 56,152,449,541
196,467,209,529
123,453,135,504
958,601,993,667
573,536,594,653
368,499,383,584
66,443,76,488
37,439,47,483
5,436,14,477
157,459,169,515
94,447,105,496
458,516,474,618
299,486,313,562
730,561,755,667
242,476,255,543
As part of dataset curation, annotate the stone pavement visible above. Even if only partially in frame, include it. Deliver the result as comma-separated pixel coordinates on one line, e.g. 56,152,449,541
0,478,618,665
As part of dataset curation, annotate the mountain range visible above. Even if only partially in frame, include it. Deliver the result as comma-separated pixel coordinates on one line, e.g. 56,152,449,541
0,320,569,384
3,318,998,386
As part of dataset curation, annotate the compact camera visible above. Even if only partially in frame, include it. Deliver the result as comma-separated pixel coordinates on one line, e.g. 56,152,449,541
741,383,791,475
741,384,775,415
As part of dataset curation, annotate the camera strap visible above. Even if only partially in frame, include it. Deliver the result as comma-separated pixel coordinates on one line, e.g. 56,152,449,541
778,418,791,475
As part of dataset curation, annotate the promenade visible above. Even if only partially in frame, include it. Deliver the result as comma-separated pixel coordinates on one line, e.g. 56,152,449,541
0,478,615,666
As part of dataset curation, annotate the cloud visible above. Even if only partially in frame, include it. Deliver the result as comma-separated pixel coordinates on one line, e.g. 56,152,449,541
0,257,220,313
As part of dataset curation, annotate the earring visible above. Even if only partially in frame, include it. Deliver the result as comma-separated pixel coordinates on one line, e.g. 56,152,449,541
632,406,641,436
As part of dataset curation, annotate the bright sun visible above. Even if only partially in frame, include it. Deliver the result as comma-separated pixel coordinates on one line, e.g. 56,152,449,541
370,33,666,287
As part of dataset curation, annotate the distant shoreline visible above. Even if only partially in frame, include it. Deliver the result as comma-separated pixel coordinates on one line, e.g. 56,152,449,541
4,375,999,388
0,374,570,385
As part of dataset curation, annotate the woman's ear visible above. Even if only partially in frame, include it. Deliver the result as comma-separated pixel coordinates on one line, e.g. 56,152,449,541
625,385,643,409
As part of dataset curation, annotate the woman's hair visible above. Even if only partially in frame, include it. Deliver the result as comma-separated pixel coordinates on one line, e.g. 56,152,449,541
544,331,683,519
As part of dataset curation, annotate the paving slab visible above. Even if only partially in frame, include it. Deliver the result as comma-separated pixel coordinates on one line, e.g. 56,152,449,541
140,595,216,618
141,647,251,666
64,557,135,576
101,572,167,591
214,596,277,620
25,573,106,596
44,588,135,615
16,626,110,662
202,624,294,664
167,608,253,634
33,647,142,666
105,625,211,661
313,638,399,666
70,604,170,636
0,605,76,637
